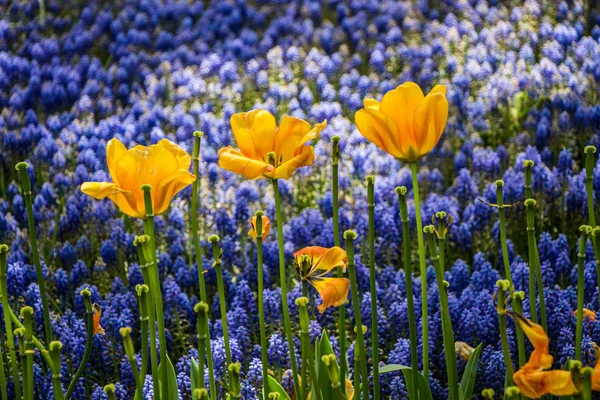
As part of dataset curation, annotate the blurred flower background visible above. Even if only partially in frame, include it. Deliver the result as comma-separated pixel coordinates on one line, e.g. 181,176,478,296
2,0,600,398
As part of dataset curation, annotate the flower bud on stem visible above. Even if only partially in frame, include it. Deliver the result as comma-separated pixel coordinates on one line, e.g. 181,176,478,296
49,341,65,400
194,302,209,390
21,306,35,400
103,384,116,400
121,327,142,399
228,362,242,399
65,288,94,400
193,389,209,400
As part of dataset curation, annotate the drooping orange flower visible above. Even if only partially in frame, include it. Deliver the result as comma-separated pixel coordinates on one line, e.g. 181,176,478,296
354,82,448,162
248,215,271,241
218,109,327,180
81,138,196,219
510,312,578,398
93,304,105,335
293,246,348,313
573,308,597,321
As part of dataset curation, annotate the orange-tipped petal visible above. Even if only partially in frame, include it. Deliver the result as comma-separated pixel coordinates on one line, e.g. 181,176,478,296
249,215,271,241
414,91,448,158
313,246,347,275
355,108,402,158
272,145,314,179
106,138,127,186
93,304,105,335
311,277,350,313
218,147,274,180
153,169,196,215
514,369,577,398
294,246,328,260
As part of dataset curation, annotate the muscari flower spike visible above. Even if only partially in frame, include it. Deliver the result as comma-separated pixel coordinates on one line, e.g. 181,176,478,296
293,246,349,313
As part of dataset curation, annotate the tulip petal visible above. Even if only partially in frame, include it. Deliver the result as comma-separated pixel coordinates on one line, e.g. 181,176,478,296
311,277,350,313
153,169,196,215
414,92,448,158
231,110,277,160
106,138,127,186
355,108,402,158
514,370,577,398
249,215,271,241
294,246,328,260
93,304,105,335
380,82,424,141
276,116,326,162
81,182,124,199
273,145,314,179
155,138,192,169
428,84,447,96
364,97,380,110
218,147,274,179
313,246,347,276
230,111,259,159
510,312,553,369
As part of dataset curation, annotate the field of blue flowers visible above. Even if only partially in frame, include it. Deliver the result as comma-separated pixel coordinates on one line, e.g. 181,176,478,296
2,0,600,399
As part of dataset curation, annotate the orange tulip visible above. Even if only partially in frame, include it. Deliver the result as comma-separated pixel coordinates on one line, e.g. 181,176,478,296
81,138,196,219
93,304,105,335
218,109,327,180
248,215,271,241
354,82,448,162
293,246,349,313
510,312,578,398
573,308,597,321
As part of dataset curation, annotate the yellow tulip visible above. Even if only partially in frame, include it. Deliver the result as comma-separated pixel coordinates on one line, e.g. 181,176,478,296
248,215,271,241
510,312,579,398
293,246,349,313
354,81,448,162
81,138,196,219
218,109,327,180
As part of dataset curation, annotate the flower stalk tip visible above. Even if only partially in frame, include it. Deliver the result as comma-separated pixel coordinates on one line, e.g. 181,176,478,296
495,179,505,187
193,130,204,138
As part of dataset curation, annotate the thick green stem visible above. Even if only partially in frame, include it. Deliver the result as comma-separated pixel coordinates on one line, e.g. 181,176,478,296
425,227,457,400
65,289,94,400
366,176,380,399
395,187,418,400
524,199,547,332
297,297,322,400
22,307,34,400
512,292,527,367
331,137,347,392
49,342,65,400
496,280,514,390
576,227,590,361
345,230,369,400
136,239,160,400
301,280,308,398
195,302,209,391
584,147,600,310
495,181,526,369
253,211,270,399
410,162,428,379
141,186,168,400
136,285,150,397
582,367,593,400
209,236,232,374
0,245,22,399
121,327,142,400
0,331,6,400
271,179,301,399
191,132,216,399
16,162,53,344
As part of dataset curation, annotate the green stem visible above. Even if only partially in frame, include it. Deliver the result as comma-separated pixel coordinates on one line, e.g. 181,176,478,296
136,240,160,400
191,132,216,400
141,186,168,400
8,306,53,367
425,228,457,400
584,147,600,310
0,245,22,399
512,292,527,367
495,181,526,370
65,290,94,400
524,200,547,332
576,227,589,361
22,307,34,400
209,236,232,371
395,187,418,400
366,176,379,399
253,211,270,399
195,303,208,391
524,200,538,325
301,280,308,398
121,327,142,400
297,298,322,400
496,281,514,390
271,179,301,399
16,162,53,344
136,285,149,397
49,342,65,400
0,330,6,400
345,231,369,400
331,136,347,392
582,367,593,400
410,162,429,380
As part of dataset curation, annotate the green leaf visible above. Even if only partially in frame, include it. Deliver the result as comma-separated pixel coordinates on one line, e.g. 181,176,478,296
267,375,291,400
458,343,483,400
313,330,337,400
158,355,180,399
191,358,199,392
379,364,432,400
